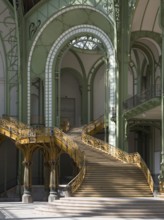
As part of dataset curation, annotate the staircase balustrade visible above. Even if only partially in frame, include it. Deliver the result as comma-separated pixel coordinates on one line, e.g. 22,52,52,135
54,128,86,194
66,158,85,194
0,115,153,195
82,117,154,193
0,116,86,195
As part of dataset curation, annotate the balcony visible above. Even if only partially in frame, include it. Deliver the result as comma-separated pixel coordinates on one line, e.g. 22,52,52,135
123,85,161,111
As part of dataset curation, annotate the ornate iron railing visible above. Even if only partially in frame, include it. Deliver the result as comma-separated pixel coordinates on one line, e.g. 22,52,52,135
82,117,154,193
53,128,86,194
0,116,85,195
66,157,85,194
123,84,161,110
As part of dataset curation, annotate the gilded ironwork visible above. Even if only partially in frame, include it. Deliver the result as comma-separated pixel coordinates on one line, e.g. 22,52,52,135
67,159,85,194
0,116,85,195
82,116,154,193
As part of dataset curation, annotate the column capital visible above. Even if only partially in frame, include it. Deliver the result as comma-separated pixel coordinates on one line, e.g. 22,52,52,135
22,160,31,167
49,160,57,166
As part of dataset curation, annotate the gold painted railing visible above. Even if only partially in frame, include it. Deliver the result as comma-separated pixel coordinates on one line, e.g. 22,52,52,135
54,128,86,194
0,116,85,194
66,157,86,194
82,116,154,193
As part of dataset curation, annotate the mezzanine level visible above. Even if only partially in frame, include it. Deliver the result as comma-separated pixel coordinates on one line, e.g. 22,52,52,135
123,85,161,119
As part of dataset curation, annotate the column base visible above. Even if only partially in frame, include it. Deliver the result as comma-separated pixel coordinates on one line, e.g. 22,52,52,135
48,191,58,202
22,193,33,203
58,184,72,197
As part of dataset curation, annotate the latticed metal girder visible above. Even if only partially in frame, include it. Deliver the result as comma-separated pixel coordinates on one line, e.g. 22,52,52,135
128,119,161,131
27,0,115,42
124,98,161,119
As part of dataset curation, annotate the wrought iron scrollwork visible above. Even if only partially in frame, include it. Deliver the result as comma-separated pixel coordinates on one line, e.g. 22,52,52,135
29,19,41,40
82,115,154,193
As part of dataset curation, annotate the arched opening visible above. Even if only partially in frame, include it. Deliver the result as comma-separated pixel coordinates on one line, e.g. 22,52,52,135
31,149,45,201
0,137,21,199
45,25,116,145
60,68,82,128
59,153,78,184
128,37,161,186
31,78,44,126
56,34,108,128
93,64,106,120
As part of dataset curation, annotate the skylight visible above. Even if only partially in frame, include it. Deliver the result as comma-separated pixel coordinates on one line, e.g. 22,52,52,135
71,36,101,50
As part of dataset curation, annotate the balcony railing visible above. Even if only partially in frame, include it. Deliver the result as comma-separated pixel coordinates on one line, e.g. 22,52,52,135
123,85,161,110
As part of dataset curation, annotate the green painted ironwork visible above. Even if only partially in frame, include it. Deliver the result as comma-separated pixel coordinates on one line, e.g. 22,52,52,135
131,31,162,47
88,57,106,121
159,0,164,193
0,1,18,116
128,119,161,131
116,0,129,151
124,98,161,120
26,0,114,39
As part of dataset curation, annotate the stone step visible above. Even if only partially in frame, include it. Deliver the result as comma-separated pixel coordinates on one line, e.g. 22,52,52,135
35,197,164,218
67,128,153,198
75,192,152,196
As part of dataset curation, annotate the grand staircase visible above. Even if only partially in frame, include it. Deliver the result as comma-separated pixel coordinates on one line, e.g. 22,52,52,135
35,128,164,218
68,128,153,198
1,117,163,218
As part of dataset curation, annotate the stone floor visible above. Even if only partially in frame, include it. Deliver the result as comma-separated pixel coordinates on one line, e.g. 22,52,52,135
0,198,164,220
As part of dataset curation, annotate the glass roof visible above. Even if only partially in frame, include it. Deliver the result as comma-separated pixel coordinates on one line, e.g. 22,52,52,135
71,36,101,51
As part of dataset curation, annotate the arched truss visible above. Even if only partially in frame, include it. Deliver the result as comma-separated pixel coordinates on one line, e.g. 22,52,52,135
88,57,107,84
27,5,115,125
43,24,116,146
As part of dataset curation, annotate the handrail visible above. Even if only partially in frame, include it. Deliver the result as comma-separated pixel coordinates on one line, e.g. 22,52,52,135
66,155,86,194
0,116,86,195
54,128,86,193
54,128,85,167
82,117,154,193
123,84,161,110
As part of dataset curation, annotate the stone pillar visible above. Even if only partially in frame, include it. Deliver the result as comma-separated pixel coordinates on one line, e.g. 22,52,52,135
22,161,33,203
48,160,58,202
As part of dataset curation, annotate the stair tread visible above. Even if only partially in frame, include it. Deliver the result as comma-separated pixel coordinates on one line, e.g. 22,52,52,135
67,129,153,198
